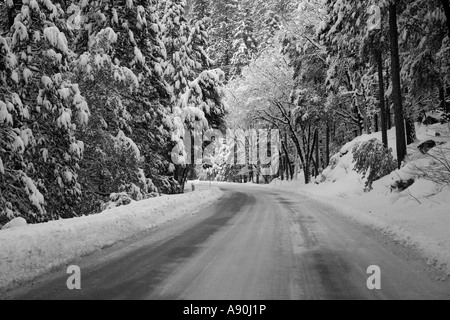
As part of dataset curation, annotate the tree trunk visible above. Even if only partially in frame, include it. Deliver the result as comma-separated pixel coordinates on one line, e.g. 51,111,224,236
181,167,189,192
314,129,320,177
441,0,450,39
353,104,363,137
405,117,416,145
326,120,330,167
287,125,309,184
385,60,392,130
375,48,389,148
389,2,407,168
282,138,292,180
374,113,379,133
303,164,311,185
387,102,392,129
440,85,449,115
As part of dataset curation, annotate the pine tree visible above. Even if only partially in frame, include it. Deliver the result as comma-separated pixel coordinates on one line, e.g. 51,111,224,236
141,0,225,191
74,0,177,203
187,13,213,73
161,0,194,103
389,2,407,168
208,0,239,79
189,0,211,21
230,3,258,78
1,0,90,222
440,0,450,39
398,0,449,130
319,0,371,137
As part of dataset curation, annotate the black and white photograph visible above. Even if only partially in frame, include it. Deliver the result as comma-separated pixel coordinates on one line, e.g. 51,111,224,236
1,0,450,305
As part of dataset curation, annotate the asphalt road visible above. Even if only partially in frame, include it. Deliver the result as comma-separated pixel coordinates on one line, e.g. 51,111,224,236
6,184,450,300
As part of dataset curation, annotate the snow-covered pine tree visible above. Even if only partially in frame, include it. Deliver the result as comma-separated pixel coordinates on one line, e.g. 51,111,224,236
74,0,177,203
187,11,213,73
159,0,227,188
208,0,239,79
259,8,282,45
398,0,449,129
178,69,227,129
352,138,397,191
0,0,90,222
319,0,370,138
161,0,194,104
230,2,258,78
189,0,211,21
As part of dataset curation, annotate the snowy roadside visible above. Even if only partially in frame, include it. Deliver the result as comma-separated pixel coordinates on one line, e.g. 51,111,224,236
0,187,223,291
267,124,450,278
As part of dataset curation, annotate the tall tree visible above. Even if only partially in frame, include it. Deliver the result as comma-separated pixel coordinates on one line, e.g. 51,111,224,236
389,1,407,168
441,0,450,39
1,0,90,222
375,46,389,148
75,0,177,200
230,2,258,77
208,0,239,79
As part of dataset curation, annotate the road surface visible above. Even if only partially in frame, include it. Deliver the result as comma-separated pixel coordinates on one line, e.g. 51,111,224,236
5,184,450,300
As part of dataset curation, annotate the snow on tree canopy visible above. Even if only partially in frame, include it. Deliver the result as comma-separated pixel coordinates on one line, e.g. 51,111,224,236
41,76,53,89
178,69,225,116
114,131,141,160
56,109,72,129
93,27,119,49
20,129,34,148
134,46,145,65
0,0,227,223
0,101,13,125
42,0,58,16
43,27,69,54
21,175,45,215
12,134,25,154
23,68,33,83
45,49,63,64
41,149,49,163
64,170,73,183
12,21,29,46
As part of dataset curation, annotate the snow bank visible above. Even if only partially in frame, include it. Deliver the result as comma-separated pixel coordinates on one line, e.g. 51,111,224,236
0,187,223,290
269,123,450,275
1,218,27,230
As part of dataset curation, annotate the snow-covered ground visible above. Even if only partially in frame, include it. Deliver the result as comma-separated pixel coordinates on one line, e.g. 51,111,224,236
0,187,223,291
268,123,450,277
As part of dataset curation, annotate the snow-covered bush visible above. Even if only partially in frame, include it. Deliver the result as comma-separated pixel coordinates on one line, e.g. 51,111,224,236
76,131,148,215
99,175,159,212
352,139,397,191
411,146,450,187
100,192,134,211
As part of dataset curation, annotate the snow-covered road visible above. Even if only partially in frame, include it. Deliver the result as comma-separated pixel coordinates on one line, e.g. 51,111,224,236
5,184,450,300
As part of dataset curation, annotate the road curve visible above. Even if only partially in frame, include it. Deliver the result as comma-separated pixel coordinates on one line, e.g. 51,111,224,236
5,184,450,300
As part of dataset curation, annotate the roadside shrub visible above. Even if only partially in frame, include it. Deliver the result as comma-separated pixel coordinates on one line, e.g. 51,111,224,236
411,146,450,187
100,192,133,211
352,139,397,191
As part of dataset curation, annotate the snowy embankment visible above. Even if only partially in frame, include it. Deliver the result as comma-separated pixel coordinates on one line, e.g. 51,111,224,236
0,187,223,291
270,123,450,277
